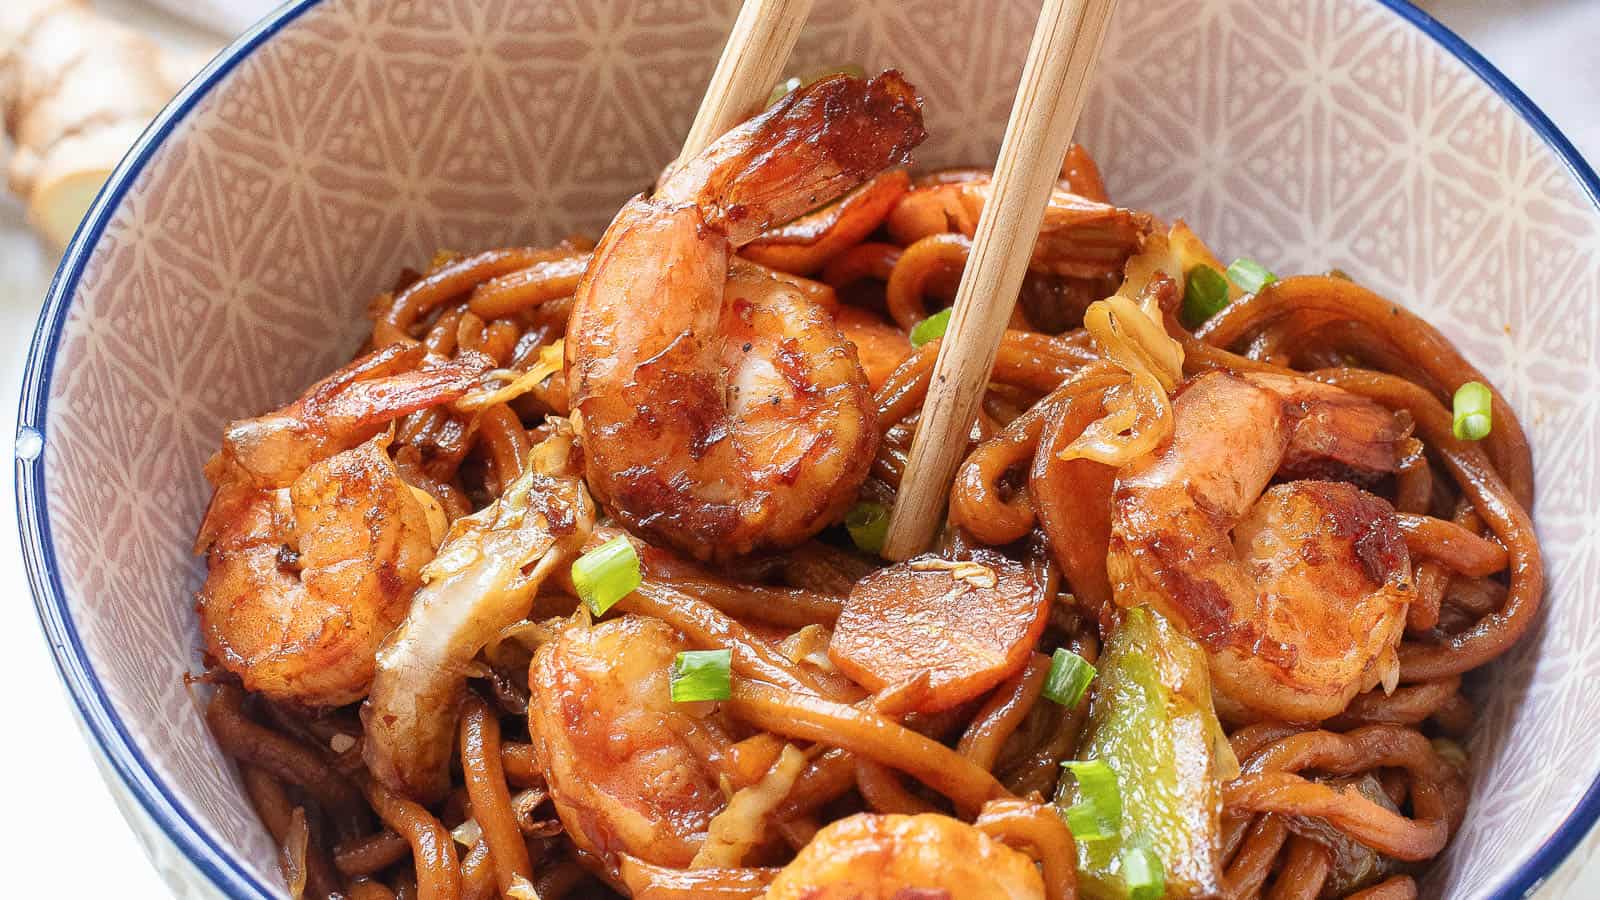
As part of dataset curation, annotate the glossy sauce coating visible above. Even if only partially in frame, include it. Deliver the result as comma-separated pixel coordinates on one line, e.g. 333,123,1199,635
528,616,727,872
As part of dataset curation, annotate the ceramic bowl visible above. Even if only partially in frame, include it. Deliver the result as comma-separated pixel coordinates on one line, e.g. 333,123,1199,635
19,0,1600,897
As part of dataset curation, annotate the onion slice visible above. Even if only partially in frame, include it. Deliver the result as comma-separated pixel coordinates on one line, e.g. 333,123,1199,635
362,421,596,802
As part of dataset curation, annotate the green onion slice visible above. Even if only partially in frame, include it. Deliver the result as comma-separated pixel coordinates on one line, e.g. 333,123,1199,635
1042,648,1095,708
1181,264,1230,326
670,649,732,702
910,308,952,348
844,501,889,555
1060,759,1121,842
1452,381,1493,441
1121,837,1166,900
1226,257,1277,294
571,535,641,616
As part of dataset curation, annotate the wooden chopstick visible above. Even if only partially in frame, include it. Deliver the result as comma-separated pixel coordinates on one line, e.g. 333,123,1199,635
677,0,816,162
882,0,1121,560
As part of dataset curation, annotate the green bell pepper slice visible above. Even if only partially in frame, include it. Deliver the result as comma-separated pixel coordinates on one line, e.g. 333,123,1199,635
1056,607,1237,899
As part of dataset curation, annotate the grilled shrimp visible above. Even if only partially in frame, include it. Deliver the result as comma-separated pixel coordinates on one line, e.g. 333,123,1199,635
528,615,728,872
885,173,1151,279
765,813,1046,900
196,345,491,706
1107,370,1413,723
565,71,926,562
363,423,594,802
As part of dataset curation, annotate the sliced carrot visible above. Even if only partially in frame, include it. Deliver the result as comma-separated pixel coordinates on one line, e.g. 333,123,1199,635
828,550,1048,712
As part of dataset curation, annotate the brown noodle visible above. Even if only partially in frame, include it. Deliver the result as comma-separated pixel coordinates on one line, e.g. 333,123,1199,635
458,695,532,894
197,145,1541,898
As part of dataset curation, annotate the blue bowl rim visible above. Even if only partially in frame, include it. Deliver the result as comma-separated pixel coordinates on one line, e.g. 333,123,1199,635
15,1,1600,897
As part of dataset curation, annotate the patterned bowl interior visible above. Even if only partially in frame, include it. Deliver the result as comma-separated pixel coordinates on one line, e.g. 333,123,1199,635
25,0,1600,897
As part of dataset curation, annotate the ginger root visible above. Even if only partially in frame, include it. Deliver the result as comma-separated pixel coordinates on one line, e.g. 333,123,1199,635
1,0,197,247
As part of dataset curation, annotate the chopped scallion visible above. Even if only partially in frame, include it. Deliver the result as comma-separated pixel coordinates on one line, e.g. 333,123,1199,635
670,649,732,702
1042,648,1095,708
1226,257,1277,294
1452,381,1493,441
571,536,641,616
910,308,951,347
844,501,889,555
1121,838,1166,900
1181,264,1230,326
1060,759,1121,842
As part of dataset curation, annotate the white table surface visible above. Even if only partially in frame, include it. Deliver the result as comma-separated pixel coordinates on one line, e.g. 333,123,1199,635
0,1,1595,897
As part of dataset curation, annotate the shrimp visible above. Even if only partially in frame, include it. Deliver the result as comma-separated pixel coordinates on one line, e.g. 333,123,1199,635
764,813,1046,900
195,344,492,706
528,615,729,872
886,173,1152,279
362,423,595,802
565,71,926,562
741,169,912,275
833,304,911,391
1107,370,1413,723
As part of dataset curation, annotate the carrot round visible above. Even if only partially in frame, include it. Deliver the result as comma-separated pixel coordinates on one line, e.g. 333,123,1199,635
828,549,1048,712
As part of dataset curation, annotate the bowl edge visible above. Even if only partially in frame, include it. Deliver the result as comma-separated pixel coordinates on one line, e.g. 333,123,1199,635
14,1,1600,898
17,3,325,897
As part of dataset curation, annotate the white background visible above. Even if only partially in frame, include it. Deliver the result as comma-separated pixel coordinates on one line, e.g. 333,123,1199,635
0,1,1594,896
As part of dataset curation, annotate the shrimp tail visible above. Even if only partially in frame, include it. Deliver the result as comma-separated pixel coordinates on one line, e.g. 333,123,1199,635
660,70,927,245
197,348,493,553
301,348,494,435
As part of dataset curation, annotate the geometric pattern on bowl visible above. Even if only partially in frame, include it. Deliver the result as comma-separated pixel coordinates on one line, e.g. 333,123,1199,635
19,0,1600,897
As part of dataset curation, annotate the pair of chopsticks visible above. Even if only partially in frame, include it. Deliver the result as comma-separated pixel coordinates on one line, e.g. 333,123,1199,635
683,0,1121,560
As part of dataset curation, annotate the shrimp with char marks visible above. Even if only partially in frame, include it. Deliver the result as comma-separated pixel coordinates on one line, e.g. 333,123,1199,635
195,344,493,706
565,70,926,562
1108,369,1414,723
528,615,730,874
